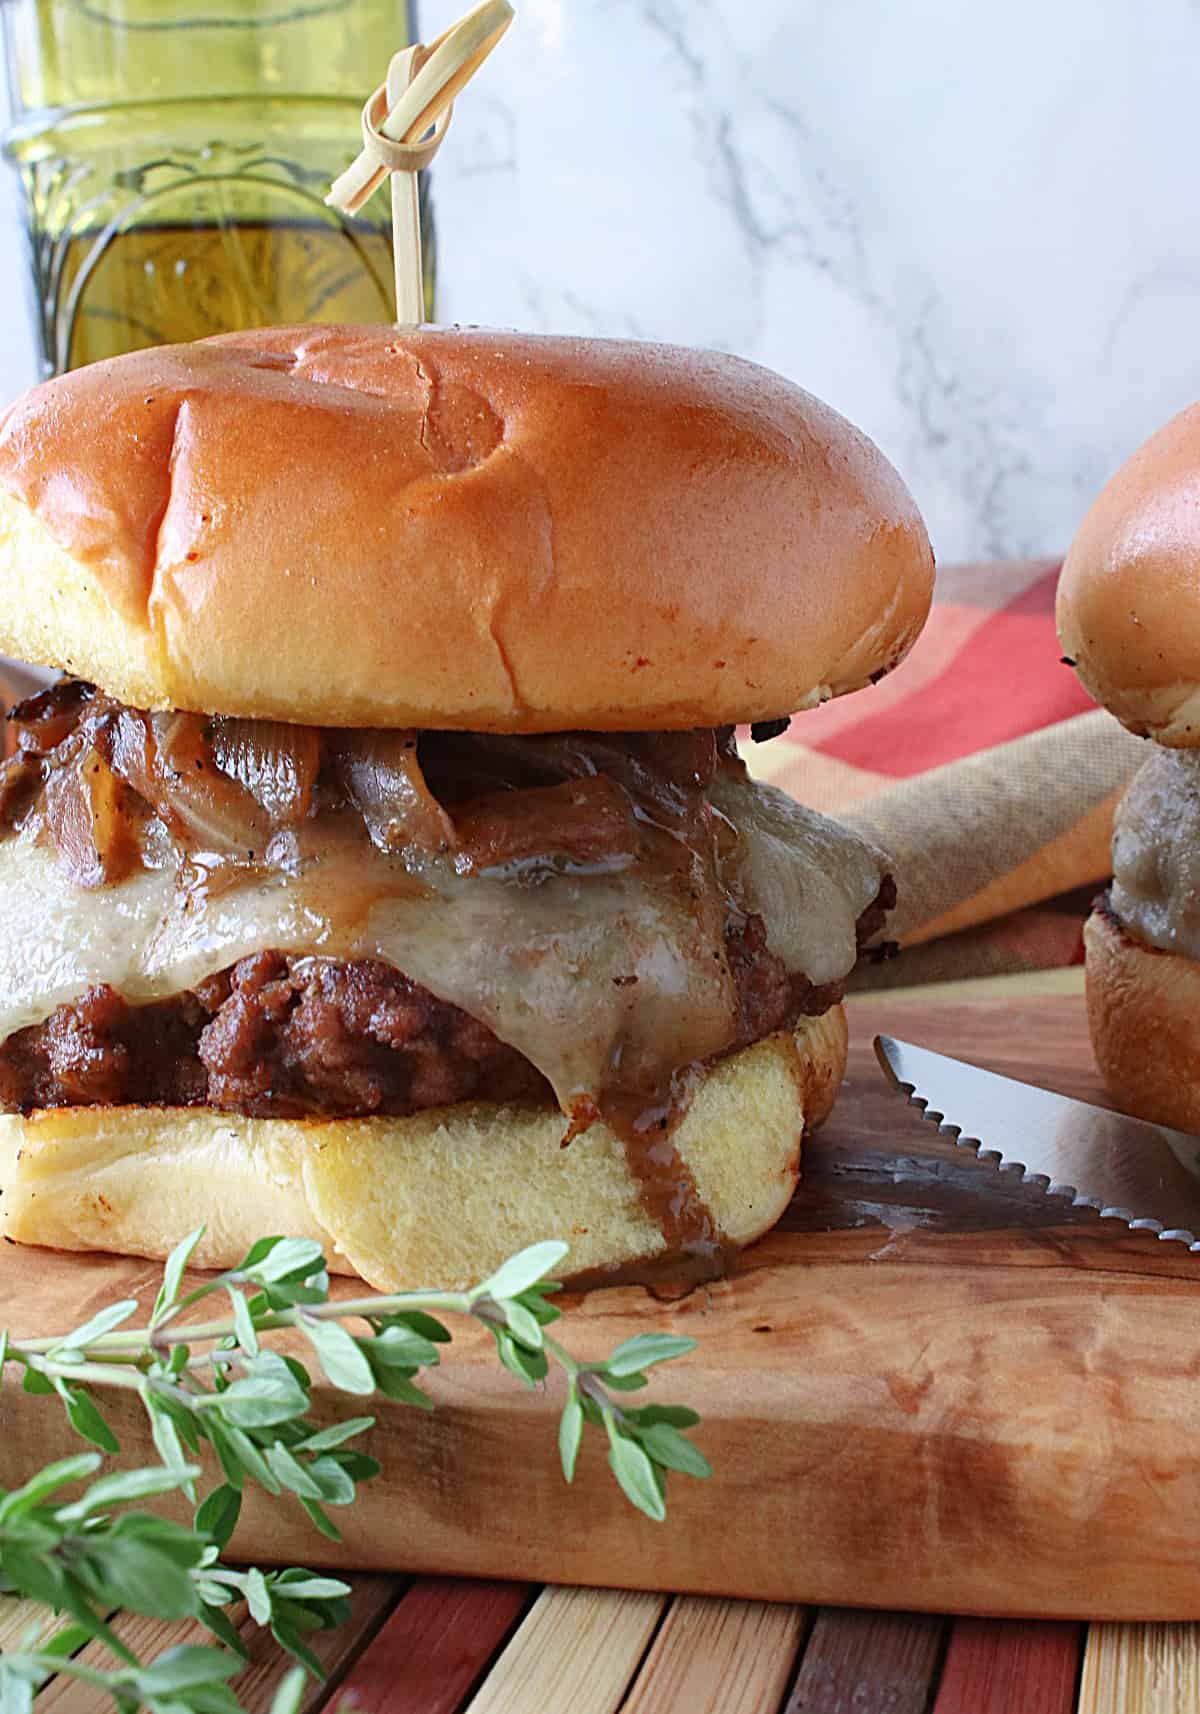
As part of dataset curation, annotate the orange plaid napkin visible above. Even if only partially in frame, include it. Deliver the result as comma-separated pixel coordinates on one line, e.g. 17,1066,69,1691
744,559,1147,987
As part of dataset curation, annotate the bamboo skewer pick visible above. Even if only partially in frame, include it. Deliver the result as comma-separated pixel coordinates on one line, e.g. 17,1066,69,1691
326,0,514,327
381,45,429,327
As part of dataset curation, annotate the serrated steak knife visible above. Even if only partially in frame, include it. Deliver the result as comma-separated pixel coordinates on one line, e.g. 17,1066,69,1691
874,1035,1200,1250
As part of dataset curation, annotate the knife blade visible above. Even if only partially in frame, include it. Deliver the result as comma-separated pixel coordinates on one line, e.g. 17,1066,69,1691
874,1035,1200,1250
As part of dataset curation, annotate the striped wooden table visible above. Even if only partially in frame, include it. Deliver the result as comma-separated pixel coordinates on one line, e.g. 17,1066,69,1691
6,1581,1198,1713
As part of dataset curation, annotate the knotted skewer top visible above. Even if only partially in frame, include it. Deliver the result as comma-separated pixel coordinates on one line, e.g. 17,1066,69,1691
326,0,514,324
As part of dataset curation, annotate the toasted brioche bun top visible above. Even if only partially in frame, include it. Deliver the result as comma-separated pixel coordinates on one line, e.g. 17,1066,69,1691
1059,403,1200,746
0,325,933,730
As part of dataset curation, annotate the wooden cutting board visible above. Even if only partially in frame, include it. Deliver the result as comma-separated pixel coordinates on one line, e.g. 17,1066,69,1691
4,990,1200,1621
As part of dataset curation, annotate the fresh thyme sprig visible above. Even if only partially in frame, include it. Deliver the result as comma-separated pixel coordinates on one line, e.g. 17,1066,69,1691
0,1452,314,1714
2,1229,709,1526
0,1231,707,1713
0,1573,308,1714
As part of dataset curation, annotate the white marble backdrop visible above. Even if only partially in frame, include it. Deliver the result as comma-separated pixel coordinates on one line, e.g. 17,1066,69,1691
3,0,1200,566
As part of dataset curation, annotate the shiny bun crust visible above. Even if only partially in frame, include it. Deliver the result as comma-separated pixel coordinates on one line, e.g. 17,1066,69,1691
0,326,933,730
1059,403,1200,745
0,1013,846,1290
1084,907,1200,1132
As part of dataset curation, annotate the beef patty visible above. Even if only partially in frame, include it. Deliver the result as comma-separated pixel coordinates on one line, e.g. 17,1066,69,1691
0,887,891,1120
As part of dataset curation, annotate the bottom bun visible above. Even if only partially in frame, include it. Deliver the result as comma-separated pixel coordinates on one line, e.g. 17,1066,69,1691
1084,906,1200,1133
0,1009,847,1290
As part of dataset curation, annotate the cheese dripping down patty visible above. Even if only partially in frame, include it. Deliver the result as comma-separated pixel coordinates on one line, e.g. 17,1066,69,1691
0,695,892,1124
1110,745,1200,959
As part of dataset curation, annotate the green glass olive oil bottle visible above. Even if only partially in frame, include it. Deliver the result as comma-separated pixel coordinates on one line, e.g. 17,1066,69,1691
3,1,432,375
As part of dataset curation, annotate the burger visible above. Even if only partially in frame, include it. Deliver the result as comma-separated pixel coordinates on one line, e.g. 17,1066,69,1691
0,326,933,1289
1059,403,1200,1132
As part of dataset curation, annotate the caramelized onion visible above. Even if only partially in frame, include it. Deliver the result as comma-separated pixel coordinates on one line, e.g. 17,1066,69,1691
209,719,321,826
107,708,155,799
421,730,718,823
146,713,269,853
452,776,638,874
0,752,44,832
43,743,139,888
335,731,456,855
8,680,95,756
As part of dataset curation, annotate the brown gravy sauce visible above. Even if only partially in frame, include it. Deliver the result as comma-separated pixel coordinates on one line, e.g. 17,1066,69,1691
561,1239,741,1298
620,1130,727,1281
599,1071,723,1268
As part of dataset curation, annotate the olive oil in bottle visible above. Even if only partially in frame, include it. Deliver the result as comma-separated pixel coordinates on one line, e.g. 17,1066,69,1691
2,1,432,375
